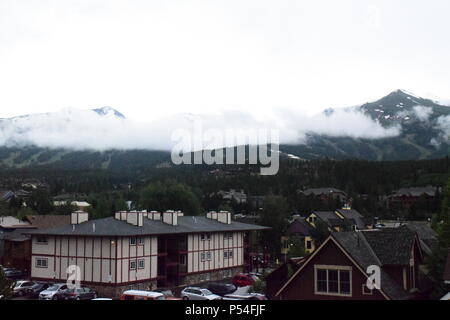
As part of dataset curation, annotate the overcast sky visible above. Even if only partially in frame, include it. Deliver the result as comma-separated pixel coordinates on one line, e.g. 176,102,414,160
1,0,450,122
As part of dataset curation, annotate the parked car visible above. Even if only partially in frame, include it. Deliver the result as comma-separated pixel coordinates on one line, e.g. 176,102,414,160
223,293,268,300
39,283,69,300
25,282,53,299
91,298,113,300
13,280,37,297
120,290,166,300
62,287,98,300
152,289,182,300
180,287,222,300
206,282,237,296
232,274,259,287
4,268,27,280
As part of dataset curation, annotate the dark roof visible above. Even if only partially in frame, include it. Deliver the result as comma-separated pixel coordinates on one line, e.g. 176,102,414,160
403,222,437,240
403,222,438,256
362,226,417,265
312,211,338,222
328,218,355,227
0,190,15,201
0,229,29,242
25,215,71,229
303,188,347,196
336,209,362,219
26,216,269,237
336,209,375,229
332,231,412,300
313,211,369,229
444,249,450,282
287,218,313,236
390,186,437,198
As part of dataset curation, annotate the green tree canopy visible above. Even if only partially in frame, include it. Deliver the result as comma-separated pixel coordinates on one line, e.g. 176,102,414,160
258,195,290,258
139,180,202,216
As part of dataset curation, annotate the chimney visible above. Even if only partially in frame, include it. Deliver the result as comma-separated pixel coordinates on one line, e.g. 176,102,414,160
92,223,96,233
206,211,231,224
206,211,218,220
217,211,231,224
71,211,89,225
114,211,128,221
162,210,178,226
148,211,161,221
126,211,144,227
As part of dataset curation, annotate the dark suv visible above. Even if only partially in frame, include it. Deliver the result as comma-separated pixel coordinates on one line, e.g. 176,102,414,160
206,282,237,296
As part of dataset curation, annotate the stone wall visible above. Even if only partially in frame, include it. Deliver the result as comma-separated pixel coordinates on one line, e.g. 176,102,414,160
182,267,243,286
88,280,158,299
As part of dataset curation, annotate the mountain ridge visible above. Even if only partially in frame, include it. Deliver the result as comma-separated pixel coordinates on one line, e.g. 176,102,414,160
0,90,449,168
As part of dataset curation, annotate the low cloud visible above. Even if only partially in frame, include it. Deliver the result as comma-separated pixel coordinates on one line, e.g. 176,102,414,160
412,105,433,122
0,107,401,151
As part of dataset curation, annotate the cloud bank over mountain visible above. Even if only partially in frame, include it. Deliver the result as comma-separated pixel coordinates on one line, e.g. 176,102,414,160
0,105,401,151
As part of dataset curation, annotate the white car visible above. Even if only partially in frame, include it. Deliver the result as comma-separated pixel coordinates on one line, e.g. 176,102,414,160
181,287,222,300
39,283,68,300
13,280,36,297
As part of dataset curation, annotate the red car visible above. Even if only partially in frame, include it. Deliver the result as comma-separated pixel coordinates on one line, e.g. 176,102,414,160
232,274,259,287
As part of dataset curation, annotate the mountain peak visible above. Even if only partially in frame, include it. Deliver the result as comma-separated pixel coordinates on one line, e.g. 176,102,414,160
92,107,125,119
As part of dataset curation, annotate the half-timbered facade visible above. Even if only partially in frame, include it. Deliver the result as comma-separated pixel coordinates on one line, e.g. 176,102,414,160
28,210,267,297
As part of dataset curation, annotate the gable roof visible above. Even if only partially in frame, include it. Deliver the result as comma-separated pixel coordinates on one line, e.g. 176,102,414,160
362,226,418,265
26,216,269,237
275,227,420,300
332,232,411,300
390,186,437,197
24,215,71,229
402,222,438,256
312,211,338,222
288,218,313,236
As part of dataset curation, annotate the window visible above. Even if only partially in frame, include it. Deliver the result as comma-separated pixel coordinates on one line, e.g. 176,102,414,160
306,240,312,250
36,236,48,244
138,259,145,269
130,237,137,246
224,250,233,259
223,232,233,240
201,233,211,241
130,260,136,270
36,258,48,268
201,252,212,262
180,254,187,265
137,237,144,245
315,266,352,296
340,270,351,294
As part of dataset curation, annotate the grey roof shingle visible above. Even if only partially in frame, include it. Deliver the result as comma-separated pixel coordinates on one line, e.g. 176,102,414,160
25,216,269,237
403,222,438,256
362,226,417,265
332,231,413,300
313,211,338,222
391,186,437,197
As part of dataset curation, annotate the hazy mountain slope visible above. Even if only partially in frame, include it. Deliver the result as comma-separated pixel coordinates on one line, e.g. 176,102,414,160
0,90,449,169
280,90,450,160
